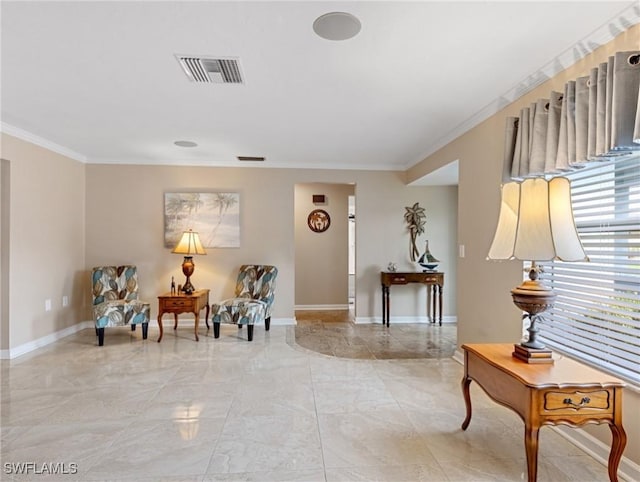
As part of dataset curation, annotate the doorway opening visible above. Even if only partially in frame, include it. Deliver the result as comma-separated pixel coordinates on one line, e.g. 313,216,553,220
294,183,354,312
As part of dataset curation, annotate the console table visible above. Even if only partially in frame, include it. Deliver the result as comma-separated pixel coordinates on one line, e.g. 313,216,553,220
380,271,443,326
461,343,626,482
157,289,210,342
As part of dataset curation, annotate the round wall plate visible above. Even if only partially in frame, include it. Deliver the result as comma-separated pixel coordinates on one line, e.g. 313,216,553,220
307,209,331,232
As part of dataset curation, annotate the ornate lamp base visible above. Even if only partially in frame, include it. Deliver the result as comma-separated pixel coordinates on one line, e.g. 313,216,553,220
510,262,556,358
511,280,556,350
181,256,196,294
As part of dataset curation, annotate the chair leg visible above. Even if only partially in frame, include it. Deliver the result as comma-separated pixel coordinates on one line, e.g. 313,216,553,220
205,318,210,329
238,324,243,329
265,317,271,331
131,324,136,331
97,328,105,346
142,322,148,340
213,322,220,338
247,325,254,341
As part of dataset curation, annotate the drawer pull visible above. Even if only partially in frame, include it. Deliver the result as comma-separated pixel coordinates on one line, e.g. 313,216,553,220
563,396,591,408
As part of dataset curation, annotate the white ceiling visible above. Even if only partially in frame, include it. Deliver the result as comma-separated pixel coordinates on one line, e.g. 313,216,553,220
2,1,638,180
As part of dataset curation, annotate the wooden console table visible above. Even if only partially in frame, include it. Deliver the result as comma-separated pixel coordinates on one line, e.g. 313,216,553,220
461,343,626,482
157,289,210,342
380,271,443,326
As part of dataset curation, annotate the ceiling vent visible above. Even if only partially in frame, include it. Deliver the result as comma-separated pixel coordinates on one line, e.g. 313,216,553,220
175,55,243,84
237,156,265,162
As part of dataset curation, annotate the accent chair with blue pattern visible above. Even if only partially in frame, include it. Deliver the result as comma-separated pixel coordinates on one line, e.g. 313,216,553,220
209,265,278,341
91,266,150,346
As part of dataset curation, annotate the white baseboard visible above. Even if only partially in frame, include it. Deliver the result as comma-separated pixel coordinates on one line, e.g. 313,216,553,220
452,347,464,364
270,317,297,325
0,316,299,359
450,350,638,481
167,317,296,326
551,426,639,482
0,320,93,359
294,304,350,311
354,315,457,324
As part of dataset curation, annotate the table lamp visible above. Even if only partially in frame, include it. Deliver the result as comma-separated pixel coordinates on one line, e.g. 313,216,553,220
487,177,587,358
172,229,206,294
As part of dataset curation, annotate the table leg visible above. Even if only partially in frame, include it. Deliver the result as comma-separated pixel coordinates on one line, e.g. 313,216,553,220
157,312,164,342
381,284,387,325
461,375,472,430
194,311,200,342
427,286,433,323
438,284,443,326
173,313,178,330
608,422,627,482
382,285,391,326
524,424,540,482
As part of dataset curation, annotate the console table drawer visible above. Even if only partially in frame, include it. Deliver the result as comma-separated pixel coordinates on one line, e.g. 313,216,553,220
383,273,443,284
542,389,611,414
162,299,195,309
422,276,439,283
389,276,408,284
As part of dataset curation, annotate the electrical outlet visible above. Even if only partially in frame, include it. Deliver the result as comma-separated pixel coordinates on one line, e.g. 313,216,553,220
459,244,465,258
62,295,69,307
45,299,52,312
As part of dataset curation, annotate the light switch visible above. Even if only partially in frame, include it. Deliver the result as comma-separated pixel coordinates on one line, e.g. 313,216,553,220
459,244,465,258
45,299,52,311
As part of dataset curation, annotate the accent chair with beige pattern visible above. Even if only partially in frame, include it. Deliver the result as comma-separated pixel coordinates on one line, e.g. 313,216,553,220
209,265,278,341
91,265,150,346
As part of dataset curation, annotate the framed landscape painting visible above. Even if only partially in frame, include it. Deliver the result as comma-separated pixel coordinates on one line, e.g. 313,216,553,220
164,192,240,248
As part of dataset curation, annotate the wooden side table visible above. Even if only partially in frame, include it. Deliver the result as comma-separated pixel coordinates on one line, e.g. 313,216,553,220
157,289,210,342
461,343,626,482
380,271,444,326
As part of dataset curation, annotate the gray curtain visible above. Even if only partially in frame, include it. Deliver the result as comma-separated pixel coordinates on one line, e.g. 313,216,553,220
504,50,640,180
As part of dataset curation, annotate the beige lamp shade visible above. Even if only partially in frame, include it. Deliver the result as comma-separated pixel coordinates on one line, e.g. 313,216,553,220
172,230,206,255
487,177,587,262
488,176,587,355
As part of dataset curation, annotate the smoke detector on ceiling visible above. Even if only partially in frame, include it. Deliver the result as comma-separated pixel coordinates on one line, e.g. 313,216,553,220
175,55,243,84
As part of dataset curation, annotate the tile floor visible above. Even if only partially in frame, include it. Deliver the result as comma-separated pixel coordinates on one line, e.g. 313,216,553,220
0,313,614,481
294,311,457,360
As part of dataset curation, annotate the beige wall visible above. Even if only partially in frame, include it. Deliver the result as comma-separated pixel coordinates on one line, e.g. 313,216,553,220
84,165,458,323
294,183,354,307
0,134,86,349
408,24,640,466
0,147,459,348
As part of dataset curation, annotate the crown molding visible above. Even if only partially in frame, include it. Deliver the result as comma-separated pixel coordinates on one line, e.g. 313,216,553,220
1,122,87,163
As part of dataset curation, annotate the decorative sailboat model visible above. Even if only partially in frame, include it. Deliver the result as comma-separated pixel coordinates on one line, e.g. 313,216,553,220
417,240,439,272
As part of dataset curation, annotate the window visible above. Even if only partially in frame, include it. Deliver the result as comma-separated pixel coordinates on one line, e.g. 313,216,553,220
541,155,640,383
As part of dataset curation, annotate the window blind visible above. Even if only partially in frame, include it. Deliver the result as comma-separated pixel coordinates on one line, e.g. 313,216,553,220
541,155,640,383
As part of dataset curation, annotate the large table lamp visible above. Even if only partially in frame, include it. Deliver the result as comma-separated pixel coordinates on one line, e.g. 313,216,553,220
487,177,587,355
172,229,206,294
